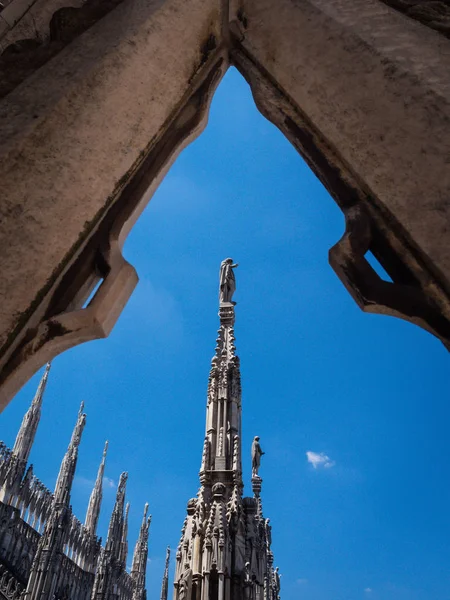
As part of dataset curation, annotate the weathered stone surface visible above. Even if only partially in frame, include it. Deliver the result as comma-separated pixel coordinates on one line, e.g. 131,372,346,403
0,0,226,406
232,0,450,346
380,0,450,38
237,0,450,285
0,0,129,95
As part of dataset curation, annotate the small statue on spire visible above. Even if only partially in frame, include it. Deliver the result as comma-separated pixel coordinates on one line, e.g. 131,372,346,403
219,258,238,304
251,436,265,478
273,566,281,599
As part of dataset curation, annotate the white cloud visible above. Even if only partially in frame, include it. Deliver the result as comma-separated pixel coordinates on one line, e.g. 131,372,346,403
296,579,308,585
306,451,335,469
103,476,116,489
364,589,373,594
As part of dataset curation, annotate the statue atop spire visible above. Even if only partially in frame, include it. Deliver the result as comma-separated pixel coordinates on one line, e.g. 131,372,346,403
174,261,280,600
203,259,242,474
85,440,108,535
251,436,265,478
219,258,238,305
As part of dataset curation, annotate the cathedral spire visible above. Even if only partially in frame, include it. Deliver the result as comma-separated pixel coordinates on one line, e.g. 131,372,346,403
174,261,280,600
201,258,242,477
54,401,86,505
160,546,170,600
25,401,86,600
12,362,50,463
85,440,108,535
131,503,152,600
91,473,130,600
0,363,51,504
105,472,128,562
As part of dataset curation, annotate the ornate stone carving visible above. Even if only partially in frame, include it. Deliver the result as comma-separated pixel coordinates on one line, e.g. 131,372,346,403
0,367,151,600
173,263,280,599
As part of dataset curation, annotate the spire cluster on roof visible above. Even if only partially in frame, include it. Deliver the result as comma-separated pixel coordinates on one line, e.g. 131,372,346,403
0,364,152,600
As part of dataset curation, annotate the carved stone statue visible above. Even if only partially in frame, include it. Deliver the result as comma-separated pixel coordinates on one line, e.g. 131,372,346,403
219,258,238,304
243,562,253,600
251,436,265,477
178,567,192,600
265,518,272,547
273,567,281,599
178,578,187,600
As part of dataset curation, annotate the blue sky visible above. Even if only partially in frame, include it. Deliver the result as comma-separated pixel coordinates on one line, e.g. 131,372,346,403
2,68,450,600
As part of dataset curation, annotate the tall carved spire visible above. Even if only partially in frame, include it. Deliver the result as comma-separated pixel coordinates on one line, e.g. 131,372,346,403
85,440,108,535
200,258,242,477
25,401,87,600
105,472,128,561
91,472,131,600
0,363,51,504
131,502,152,600
54,401,86,505
174,261,280,600
12,363,51,463
131,504,152,600
160,546,170,600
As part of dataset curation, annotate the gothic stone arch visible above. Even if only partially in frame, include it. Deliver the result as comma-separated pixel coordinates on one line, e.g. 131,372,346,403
0,0,449,408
